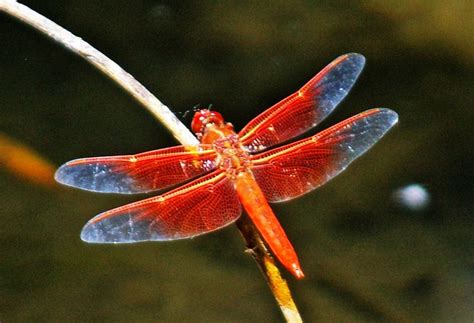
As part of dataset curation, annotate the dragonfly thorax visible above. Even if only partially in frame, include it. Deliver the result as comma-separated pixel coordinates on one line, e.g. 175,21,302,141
193,109,251,176
213,134,252,177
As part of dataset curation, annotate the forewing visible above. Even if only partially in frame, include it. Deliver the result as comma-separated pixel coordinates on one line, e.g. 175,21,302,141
55,145,217,194
250,109,398,202
80,170,242,242
239,53,366,152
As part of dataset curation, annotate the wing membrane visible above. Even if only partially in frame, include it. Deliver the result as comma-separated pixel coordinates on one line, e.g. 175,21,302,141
81,170,242,242
239,53,366,152
55,145,217,194
250,109,398,202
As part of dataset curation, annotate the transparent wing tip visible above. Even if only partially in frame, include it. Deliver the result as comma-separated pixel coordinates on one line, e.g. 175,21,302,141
347,53,365,80
314,53,367,115
81,219,132,243
80,224,104,243
344,52,366,68
54,162,76,186
54,160,138,193
376,108,399,128
81,220,132,244
80,212,163,243
334,53,366,79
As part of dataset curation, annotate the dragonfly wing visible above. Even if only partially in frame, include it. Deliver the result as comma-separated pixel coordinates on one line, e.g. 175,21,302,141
55,145,217,194
250,109,398,202
239,53,366,152
81,170,242,242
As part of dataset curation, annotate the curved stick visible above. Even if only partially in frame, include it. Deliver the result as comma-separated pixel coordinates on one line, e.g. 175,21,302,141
0,1,302,321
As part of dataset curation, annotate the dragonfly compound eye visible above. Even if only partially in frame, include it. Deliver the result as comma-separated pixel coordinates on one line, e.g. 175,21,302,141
191,109,224,135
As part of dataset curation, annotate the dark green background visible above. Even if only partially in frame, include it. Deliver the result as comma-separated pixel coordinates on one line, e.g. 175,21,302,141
1,1,473,322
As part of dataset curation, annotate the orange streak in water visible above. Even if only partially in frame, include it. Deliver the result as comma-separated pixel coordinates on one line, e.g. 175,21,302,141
0,133,56,188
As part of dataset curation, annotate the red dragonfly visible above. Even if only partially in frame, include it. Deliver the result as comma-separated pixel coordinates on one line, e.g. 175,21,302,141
55,53,398,279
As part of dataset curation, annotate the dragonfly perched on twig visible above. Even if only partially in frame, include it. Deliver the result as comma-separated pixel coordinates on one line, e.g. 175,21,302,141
55,53,398,279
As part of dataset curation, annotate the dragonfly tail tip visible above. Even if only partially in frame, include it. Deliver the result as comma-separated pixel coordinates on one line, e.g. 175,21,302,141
291,263,305,279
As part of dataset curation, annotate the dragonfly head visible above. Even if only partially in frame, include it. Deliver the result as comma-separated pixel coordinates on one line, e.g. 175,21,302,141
191,109,225,137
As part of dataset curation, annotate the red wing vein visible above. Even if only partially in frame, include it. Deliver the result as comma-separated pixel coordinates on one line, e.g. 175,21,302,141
239,53,366,152
55,145,217,194
81,170,242,243
251,109,398,202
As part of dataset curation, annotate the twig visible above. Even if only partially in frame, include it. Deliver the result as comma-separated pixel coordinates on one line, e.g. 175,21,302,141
0,1,302,321
236,216,302,322
0,0,198,146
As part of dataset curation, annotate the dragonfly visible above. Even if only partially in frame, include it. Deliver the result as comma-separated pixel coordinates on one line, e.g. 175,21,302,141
55,53,398,279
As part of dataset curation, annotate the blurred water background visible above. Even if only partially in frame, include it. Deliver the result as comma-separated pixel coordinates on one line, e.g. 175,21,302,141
0,1,473,322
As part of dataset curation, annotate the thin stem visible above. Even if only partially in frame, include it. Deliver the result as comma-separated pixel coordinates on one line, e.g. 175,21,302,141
0,0,198,146
236,215,302,322
0,1,302,321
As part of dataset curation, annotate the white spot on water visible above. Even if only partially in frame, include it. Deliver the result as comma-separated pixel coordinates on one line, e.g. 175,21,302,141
393,184,430,211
